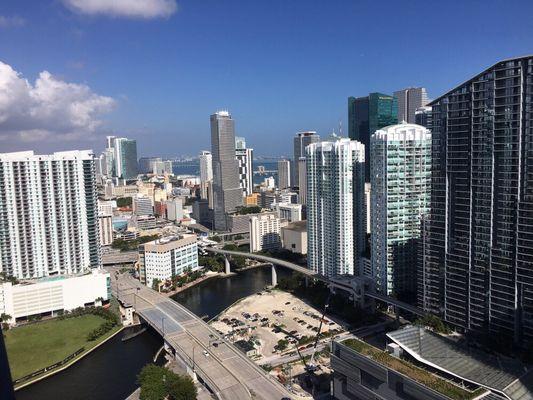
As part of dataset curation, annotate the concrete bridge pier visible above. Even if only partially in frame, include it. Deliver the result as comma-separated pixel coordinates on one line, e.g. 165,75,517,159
224,256,231,274
271,263,277,287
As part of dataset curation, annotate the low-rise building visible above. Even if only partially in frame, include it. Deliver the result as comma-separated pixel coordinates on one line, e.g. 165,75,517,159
331,325,533,400
131,215,157,230
250,213,281,252
260,190,277,208
234,340,257,357
226,212,261,234
133,195,153,216
281,220,307,254
0,269,110,324
112,184,139,198
138,235,199,287
244,193,259,206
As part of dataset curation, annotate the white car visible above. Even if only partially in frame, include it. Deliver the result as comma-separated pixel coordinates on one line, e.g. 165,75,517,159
203,350,209,357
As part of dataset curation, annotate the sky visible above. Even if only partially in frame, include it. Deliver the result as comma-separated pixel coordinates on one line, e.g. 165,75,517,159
0,0,532,158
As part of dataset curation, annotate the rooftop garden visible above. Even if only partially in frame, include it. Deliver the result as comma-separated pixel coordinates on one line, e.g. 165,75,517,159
235,205,262,215
342,338,486,400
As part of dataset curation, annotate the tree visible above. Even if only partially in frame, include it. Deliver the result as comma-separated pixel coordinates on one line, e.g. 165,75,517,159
137,365,197,400
415,314,452,334
116,197,132,207
236,205,261,215
276,339,289,351
0,313,11,323
166,373,197,400
152,278,161,292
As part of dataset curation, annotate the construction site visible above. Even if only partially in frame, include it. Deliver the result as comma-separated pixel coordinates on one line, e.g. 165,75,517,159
210,289,350,398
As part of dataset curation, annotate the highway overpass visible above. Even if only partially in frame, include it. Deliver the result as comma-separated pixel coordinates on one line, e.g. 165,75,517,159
205,247,426,317
112,273,296,400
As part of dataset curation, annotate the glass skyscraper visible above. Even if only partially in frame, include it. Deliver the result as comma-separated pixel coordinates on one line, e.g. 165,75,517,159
370,123,431,302
348,93,398,181
210,111,242,231
421,55,533,346
113,137,138,179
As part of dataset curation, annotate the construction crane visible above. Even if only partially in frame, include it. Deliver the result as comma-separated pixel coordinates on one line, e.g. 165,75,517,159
305,290,332,372
285,289,332,373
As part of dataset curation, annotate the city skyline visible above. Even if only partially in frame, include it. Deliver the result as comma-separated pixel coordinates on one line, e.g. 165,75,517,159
1,1,533,157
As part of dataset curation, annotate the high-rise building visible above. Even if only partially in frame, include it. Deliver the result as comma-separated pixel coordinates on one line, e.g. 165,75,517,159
277,159,291,189
422,55,533,345
293,131,319,187
371,123,431,301
138,157,162,174
0,150,100,279
210,111,243,230
306,137,366,277
364,183,371,234
249,213,282,252
394,87,429,123
348,93,398,181
98,214,113,246
153,160,172,175
415,106,433,131
235,137,253,197
298,158,307,205
165,198,184,222
113,137,138,179
199,150,213,200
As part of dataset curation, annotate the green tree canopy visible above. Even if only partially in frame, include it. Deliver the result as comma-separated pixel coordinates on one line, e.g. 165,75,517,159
137,364,197,400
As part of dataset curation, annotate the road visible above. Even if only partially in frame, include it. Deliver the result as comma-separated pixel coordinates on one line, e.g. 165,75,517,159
259,321,393,367
111,271,299,400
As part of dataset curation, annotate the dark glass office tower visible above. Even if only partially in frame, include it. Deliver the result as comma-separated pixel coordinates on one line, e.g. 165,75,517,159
348,93,398,180
421,55,533,346
210,111,242,231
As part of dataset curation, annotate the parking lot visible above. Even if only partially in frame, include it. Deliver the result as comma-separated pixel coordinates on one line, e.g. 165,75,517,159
210,290,345,360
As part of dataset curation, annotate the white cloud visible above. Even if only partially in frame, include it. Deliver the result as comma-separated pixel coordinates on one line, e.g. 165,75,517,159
62,0,177,19
0,61,115,144
0,15,25,28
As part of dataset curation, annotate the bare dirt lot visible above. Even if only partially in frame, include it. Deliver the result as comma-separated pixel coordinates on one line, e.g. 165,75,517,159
210,289,345,361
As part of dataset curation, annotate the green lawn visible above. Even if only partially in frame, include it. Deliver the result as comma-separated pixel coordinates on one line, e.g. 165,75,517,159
5,314,110,380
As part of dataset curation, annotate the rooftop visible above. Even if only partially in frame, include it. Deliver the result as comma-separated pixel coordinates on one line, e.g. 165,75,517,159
341,338,486,400
283,220,306,232
387,326,533,400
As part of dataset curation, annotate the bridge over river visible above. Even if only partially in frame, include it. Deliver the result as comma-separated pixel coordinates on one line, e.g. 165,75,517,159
112,273,295,400
205,247,425,317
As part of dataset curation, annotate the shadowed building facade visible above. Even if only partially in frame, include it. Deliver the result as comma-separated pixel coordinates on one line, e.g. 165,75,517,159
348,93,398,181
421,55,533,345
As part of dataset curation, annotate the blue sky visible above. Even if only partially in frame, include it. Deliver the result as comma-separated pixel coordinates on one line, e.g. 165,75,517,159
1,0,532,157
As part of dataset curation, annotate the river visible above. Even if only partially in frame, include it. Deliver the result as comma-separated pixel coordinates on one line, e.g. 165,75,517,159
15,267,290,400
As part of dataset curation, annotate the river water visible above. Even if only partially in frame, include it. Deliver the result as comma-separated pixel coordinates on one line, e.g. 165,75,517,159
15,267,289,400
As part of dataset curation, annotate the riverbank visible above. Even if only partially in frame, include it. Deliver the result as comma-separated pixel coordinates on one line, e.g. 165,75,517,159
161,271,223,297
14,325,124,390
